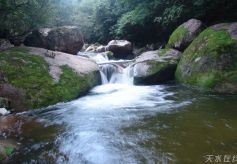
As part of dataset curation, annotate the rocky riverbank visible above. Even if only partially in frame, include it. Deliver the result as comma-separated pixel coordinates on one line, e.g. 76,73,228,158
0,47,101,113
1,19,237,116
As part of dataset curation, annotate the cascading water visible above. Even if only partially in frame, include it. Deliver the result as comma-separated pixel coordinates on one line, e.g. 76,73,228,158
87,52,134,85
8,51,237,164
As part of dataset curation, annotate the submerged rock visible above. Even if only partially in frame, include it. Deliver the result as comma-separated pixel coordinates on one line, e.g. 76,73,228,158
167,19,204,51
105,40,133,59
24,26,84,54
133,49,181,85
176,22,237,93
0,47,101,112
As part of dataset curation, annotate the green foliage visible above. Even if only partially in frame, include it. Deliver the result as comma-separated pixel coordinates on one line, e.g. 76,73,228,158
0,0,53,41
0,48,98,110
114,4,153,40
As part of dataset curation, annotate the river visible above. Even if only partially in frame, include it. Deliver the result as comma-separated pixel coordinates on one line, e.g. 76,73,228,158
3,52,237,164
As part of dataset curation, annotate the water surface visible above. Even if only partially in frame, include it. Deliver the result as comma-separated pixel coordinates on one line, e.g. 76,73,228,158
4,84,237,164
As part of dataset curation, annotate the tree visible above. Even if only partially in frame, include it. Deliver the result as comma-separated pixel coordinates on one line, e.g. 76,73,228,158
0,0,53,44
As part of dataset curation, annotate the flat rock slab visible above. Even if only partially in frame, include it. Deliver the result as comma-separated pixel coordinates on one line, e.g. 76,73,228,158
28,47,99,82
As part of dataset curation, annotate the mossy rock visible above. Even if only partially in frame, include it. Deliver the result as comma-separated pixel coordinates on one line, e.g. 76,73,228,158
176,23,237,93
167,19,203,51
0,47,100,111
135,48,181,63
133,48,181,85
134,60,177,85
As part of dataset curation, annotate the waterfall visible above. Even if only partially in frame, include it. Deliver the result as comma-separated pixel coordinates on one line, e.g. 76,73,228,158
79,52,134,85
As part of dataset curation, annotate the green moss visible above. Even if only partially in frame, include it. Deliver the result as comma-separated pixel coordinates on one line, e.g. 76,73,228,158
0,48,98,110
56,65,98,101
147,60,176,75
176,28,237,91
158,48,170,56
182,28,236,60
167,26,189,48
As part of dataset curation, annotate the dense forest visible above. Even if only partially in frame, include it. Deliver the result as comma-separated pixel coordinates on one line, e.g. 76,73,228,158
1,0,237,45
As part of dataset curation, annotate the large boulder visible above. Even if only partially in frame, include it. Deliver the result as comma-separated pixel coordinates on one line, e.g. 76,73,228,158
105,40,133,59
167,19,204,51
176,22,237,93
0,47,101,112
133,49,181,85
24,28,51,49
0,39,14,51
24,26,84,54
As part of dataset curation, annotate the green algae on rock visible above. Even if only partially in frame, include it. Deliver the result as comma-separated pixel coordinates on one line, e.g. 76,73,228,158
167,19,203,51
133,49,181,85
176,23,237,93
0,47,101,111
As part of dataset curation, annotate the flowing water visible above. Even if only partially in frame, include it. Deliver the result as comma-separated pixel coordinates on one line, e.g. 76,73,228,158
2,53,237,164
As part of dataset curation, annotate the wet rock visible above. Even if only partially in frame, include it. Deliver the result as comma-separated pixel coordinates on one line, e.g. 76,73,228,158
84,44,106,53
85,44,100,52
96,45,106,53
0,84,26,112
133,49,181,85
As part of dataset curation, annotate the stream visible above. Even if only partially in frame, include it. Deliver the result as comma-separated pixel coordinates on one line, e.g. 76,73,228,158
2,52,237,163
